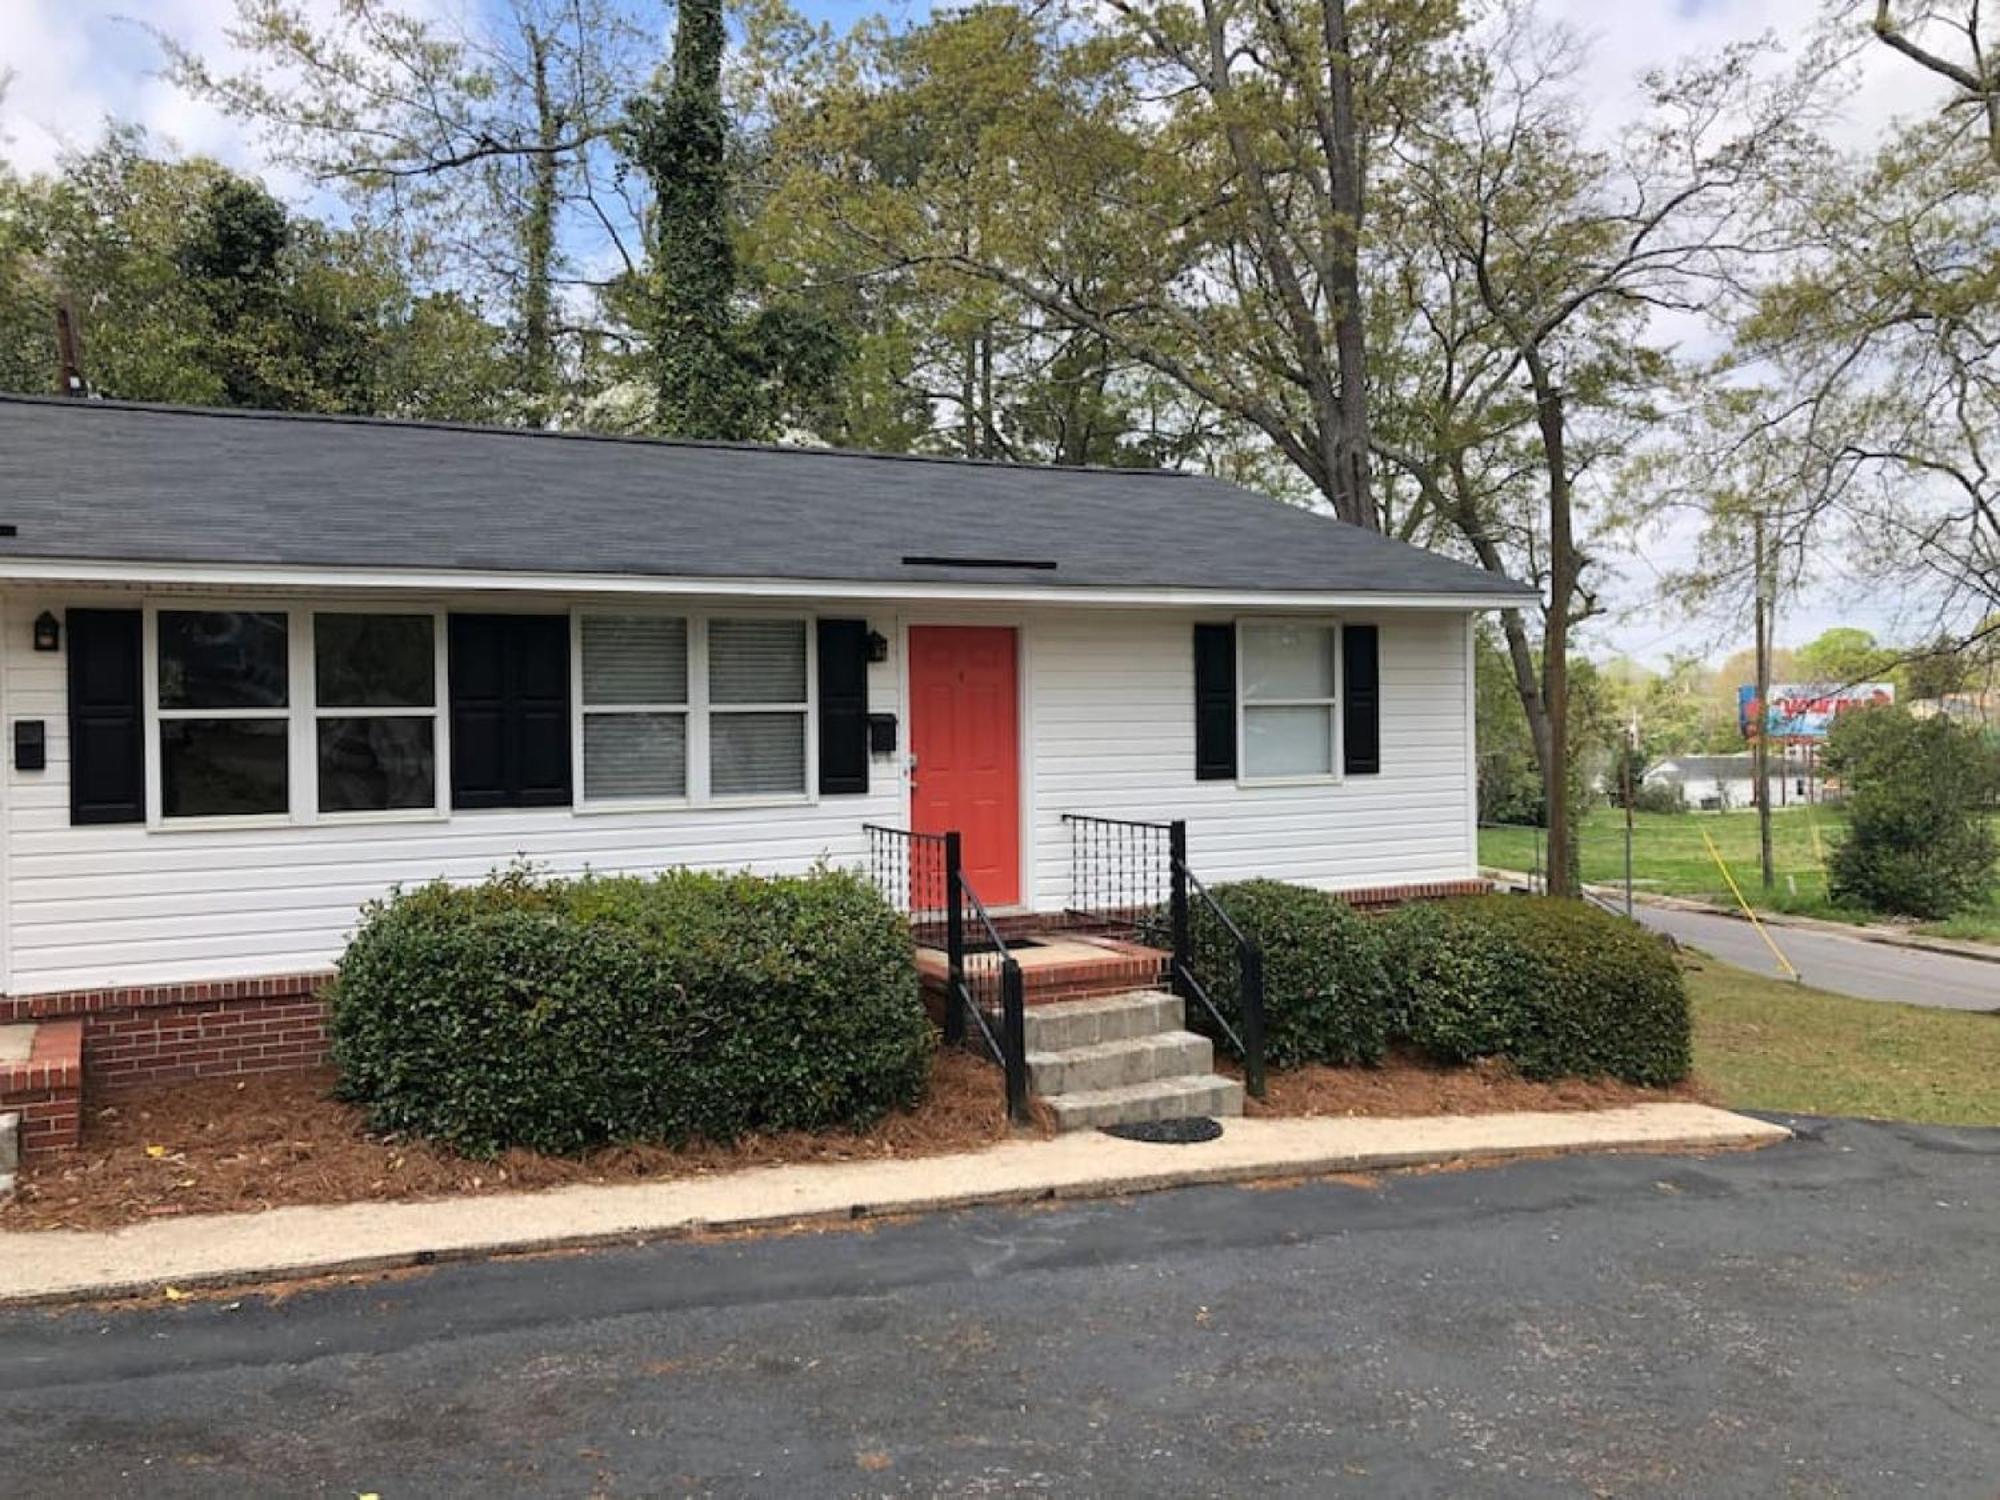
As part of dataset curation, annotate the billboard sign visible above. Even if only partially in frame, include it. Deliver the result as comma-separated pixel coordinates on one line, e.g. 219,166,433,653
1738,682,1895,740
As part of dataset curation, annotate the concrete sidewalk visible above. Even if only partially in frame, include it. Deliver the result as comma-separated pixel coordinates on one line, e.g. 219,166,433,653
0,1103,1787,1306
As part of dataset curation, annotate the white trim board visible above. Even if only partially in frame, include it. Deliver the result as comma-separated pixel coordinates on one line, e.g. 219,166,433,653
0,557,1532,612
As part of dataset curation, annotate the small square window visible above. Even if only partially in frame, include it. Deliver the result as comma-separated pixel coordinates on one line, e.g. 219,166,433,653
317,717,437,812
711,710,807,797
584,712,688,800
161,718,289,817
315,614,435,707
159,611,288,710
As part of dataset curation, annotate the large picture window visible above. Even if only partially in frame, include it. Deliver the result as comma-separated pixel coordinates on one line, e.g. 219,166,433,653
1239,621,1339,781
574,613,812,806
314,613,439,813
156,610,291,818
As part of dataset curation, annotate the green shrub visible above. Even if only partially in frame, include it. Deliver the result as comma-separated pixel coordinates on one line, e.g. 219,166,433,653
1154,879,1391,1067
1823,707,2000,919
1381,895,1691,1085
328,866,933,1156
1628,778,1687,816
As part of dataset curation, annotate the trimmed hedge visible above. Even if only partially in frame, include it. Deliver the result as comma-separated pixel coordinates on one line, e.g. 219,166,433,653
328,866,933,1156
1160,879,1392,1068
1380,895,1691,1085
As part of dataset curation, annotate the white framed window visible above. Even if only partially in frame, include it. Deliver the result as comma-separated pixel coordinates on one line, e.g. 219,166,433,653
707,617,810,799
312,610,445,816
1238,619,1340,783
578,613,690,803
145,603,448,825
573,610,816,808
153,608,292,820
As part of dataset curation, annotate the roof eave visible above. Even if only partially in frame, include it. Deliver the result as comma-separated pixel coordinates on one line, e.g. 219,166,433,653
0,556,1536,609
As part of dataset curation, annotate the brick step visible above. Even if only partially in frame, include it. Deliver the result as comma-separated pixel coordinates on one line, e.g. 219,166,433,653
1021,990,1184,1053
1027,1029,1214,1096
0,1019,83,1160
1043,1073,1246,1132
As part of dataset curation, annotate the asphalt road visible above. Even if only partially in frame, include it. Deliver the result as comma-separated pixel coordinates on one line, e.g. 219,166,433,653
1626,901,2000,1010
2,1115,1996,1497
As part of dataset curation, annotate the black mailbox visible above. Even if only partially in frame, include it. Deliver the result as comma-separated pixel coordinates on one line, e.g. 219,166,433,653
867,713,898,755
14,719,45,772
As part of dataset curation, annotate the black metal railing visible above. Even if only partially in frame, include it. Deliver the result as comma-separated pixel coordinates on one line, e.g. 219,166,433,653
863,823,1029,1123
1062,812,1266,1099
866,821,952,950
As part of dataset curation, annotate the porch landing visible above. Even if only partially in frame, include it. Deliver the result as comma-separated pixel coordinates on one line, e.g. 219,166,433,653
913,933,1167,1009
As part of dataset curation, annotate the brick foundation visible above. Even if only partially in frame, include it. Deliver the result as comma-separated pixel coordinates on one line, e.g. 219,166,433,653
0,973,332,1098
1335,878,1493,912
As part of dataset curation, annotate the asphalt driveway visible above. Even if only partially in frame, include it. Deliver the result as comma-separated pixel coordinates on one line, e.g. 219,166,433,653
2,1115,1995,1497
1628,901,2000,1010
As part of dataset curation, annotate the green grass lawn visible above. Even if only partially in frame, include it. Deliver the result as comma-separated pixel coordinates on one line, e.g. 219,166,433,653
1688,955,2000,1126
1479,806,2000,943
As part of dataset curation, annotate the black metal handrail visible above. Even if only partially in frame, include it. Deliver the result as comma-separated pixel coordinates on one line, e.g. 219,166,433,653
1062,812,1266,1099
1169,840,1267,1100
863,823,1029,1124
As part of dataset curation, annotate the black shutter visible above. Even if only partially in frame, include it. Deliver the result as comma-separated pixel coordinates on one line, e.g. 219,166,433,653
816,618,870,796
449,614,572,809
1343,624,1381,776
67,608,145,825
1193,622,1237,781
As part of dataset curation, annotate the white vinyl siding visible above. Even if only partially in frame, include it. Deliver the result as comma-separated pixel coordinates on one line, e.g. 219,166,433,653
0,591,1476,993
0,591,892,991
1023,609,1475,904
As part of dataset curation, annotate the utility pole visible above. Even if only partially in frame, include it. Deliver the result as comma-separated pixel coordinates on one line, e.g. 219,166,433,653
1622,715,1636,918
1753,513,1775,891
1539,382,1577,900
53,302,87,397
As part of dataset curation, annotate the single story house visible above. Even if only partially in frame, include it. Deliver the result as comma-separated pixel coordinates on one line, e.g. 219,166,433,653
0,394,1529,1146
1643,751,1822,811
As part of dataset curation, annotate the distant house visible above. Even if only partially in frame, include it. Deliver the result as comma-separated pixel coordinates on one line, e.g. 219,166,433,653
1643,752,1817,812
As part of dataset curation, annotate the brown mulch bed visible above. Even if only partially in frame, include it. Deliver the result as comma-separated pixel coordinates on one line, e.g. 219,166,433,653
0,1050,1035,1234
1241,1050,1710,1118
1,1051,1708,1234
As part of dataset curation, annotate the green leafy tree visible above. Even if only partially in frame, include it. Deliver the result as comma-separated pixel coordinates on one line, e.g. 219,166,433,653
162,0,655,423
1823,706,2000,917
744,3,1234,464
1796,627,1897,686
624,0,848,440
0,132,513,418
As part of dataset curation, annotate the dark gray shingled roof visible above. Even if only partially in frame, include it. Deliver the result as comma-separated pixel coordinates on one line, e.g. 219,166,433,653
0,396,1531,599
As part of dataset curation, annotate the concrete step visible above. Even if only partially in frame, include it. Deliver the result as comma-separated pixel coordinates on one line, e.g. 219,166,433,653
1027,1029,1214,1096
1043,1073,1246,1132
1021,990,1184,1054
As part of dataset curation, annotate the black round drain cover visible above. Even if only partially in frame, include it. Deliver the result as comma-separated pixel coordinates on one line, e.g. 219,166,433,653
1101,1116,1224,1144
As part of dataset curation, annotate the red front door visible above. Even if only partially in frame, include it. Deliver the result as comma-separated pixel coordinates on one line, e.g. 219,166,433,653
910,626,1021,907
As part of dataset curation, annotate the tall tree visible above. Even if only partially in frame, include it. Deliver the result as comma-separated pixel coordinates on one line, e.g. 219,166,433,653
161,0,654,423
760,0,1475,522
745,3,1233,465
0,131,513,417
627,0,756,437
1374,17,1807,894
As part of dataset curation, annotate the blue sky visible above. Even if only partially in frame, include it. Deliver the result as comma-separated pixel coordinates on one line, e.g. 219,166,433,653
0,0,1934,669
